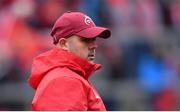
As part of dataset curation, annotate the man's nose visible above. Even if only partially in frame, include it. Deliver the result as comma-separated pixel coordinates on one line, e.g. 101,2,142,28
89,42,98,49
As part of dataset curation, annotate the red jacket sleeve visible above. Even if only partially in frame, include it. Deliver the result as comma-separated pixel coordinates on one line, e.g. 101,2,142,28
33,77,88,110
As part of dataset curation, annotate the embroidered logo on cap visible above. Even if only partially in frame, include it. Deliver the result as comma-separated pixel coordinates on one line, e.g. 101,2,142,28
84,15,92,25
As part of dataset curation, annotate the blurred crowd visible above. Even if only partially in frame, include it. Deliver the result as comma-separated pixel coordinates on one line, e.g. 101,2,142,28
0,0,180,110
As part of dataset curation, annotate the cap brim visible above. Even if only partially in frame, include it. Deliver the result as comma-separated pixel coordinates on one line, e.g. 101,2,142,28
75,27,111,39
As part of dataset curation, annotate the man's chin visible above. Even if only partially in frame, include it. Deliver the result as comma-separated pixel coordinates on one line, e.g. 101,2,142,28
88,58,95,63
89,61,95,64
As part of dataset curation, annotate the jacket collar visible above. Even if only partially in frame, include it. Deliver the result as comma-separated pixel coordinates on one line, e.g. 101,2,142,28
53,48,101,79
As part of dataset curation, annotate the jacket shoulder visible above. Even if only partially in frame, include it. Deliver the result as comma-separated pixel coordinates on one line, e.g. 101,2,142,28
37,67,91,91
48,67,89,84
32,67,90,110
33,67,90,102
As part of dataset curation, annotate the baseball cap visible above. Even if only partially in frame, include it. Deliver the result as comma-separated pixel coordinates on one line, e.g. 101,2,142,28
50,11,111,44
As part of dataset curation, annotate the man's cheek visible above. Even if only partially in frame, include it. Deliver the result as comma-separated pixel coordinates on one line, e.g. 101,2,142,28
81,49,89,59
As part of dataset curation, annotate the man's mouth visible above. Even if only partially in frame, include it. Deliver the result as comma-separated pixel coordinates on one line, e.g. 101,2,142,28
88,54,95,61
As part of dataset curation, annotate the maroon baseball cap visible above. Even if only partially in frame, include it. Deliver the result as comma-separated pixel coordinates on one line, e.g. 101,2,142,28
50,11,111,44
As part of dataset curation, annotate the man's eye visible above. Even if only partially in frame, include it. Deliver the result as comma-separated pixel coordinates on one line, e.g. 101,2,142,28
81,38,96,43
82,38,91,42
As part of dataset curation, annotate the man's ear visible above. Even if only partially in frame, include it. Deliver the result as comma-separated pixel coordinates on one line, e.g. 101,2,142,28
57,38,69,50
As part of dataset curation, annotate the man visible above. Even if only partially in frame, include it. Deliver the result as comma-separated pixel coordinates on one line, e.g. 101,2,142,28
28,11,111,111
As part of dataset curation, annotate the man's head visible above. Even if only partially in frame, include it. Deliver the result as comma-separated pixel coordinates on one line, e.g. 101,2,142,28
57,35,97,62
50,11,111,62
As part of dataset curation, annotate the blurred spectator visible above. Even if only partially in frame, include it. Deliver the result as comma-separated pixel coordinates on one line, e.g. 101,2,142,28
79,0,111,26
170,0,180,35
137,42,167,94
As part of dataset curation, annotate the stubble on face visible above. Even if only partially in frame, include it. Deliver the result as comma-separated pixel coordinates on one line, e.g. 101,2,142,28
66,36,96,62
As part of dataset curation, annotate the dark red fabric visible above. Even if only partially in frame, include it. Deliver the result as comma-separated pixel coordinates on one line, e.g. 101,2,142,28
28,48,106,110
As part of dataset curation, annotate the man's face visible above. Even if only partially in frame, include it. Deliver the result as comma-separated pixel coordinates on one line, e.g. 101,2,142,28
66,35,97,62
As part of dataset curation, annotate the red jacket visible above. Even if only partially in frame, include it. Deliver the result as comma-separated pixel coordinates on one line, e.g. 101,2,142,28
28,48,106,111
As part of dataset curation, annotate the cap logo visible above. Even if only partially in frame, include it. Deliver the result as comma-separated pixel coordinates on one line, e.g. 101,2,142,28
84,15,92,25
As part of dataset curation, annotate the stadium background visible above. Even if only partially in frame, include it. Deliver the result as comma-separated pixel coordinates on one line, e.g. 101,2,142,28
0,0,180,110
